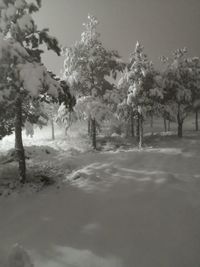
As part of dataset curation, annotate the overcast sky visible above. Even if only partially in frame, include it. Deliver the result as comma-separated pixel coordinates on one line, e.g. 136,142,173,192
34,0,200,75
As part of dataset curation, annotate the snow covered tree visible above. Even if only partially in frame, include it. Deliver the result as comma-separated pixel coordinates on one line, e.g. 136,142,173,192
0,0,61,182
120,42,158,147
188,57,200,131
118,68,138,137
161,49,199,137
63,14,124,149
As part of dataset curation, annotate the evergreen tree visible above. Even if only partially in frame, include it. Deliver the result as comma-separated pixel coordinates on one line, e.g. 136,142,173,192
0,0,61,182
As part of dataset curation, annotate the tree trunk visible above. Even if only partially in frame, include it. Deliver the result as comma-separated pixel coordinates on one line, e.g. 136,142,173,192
177,121,183,138
136,113,140,141
125,122,129,138
150,113,153,135
138,114,143,149
164,117,167,132
167,120,171,131
91,118,96,149
177,105,183,138
15,94,26,183
51,119,55,140
88,116,91,136
130,108,135,137
195,110,199,131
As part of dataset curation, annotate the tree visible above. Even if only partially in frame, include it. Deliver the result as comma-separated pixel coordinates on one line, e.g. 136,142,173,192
54,80,76,134
161,49,198,137
0,0,61,182
189,57,200,131
118,70,136,137
120,42,158,148
39,99,59,140
63,14,124,149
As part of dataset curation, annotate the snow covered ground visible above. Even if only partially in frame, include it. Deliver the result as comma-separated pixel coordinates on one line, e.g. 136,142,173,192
0,121,200,267
0,122,90,154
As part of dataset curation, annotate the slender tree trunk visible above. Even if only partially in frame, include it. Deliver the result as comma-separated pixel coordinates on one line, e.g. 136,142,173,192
150,113,153,135
130,108,135,137
88,116,91,136
136,112,140,141
164,117,167,132
51,119,55,140
167,120,171,131
15,94,26,183
138,114,143,149
125,120,130,137
177,121,183,138
195,110,199,131
177,105,183,138
91,118,96,149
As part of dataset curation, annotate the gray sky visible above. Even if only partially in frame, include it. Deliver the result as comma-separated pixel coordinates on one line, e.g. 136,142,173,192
34,0,200,75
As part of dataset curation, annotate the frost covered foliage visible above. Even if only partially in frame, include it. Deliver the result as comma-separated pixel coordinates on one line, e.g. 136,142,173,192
63,14,124,97
124,42,159,114
19,62,60,97
75,96,113,123
161,49,200,137
0,0,61,100
56,102,77,133
52,80,76,133
7,244,34,267
0,37,60,100
119,42,163,118
41,99,59,121
0,0,60,58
